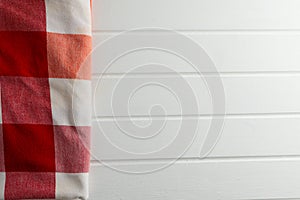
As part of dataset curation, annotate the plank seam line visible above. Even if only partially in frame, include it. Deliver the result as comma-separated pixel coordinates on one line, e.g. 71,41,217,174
92,71,300,76
90,155,300,166
92,72,300,78
92,29,300,34
92,113,300,121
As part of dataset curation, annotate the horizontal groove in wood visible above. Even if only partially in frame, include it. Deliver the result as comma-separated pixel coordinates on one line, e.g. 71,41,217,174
245,198,300,200
92,113,300,121
92,29,300,33
92,72,300,77
90,155,300,166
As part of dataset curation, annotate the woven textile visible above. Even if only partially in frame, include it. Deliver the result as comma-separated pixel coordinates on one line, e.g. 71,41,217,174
0,0,92,199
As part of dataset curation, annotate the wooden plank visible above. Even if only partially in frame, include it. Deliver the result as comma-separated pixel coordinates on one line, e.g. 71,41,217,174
92,33,300,73
89,159,300,199
92,0,300,31
92,75,300,117
91,116,300,160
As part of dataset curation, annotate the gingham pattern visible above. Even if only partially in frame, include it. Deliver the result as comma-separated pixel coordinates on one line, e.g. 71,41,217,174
0,0,92,199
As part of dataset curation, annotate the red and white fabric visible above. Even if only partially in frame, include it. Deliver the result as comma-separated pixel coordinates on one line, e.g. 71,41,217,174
0,0,92,199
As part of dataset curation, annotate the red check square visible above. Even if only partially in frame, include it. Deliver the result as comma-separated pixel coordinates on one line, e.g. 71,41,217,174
0,0,46,31
3,124,55,172
5,172,55,199
0,31,48,77
54,126,90,173
0,76,52,124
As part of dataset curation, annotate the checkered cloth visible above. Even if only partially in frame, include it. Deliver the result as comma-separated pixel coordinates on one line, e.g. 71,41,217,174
0,0,92,199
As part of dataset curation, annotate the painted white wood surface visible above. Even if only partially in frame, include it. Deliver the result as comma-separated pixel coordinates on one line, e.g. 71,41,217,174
92,75,300,117
89,159,300,200
92,33,300,73
91,116,300,161
92,0,300,31
90,0,300,199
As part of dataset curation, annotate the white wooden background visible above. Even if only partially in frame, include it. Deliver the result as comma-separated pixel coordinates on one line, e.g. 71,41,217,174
89,0,300,199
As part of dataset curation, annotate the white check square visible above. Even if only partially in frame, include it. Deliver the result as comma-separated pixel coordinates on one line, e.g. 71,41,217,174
45,0,92,35
49,78,91,126
56,173,88,200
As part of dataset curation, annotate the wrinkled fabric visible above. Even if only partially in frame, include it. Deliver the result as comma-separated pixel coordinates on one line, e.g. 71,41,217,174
0,0,92,199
